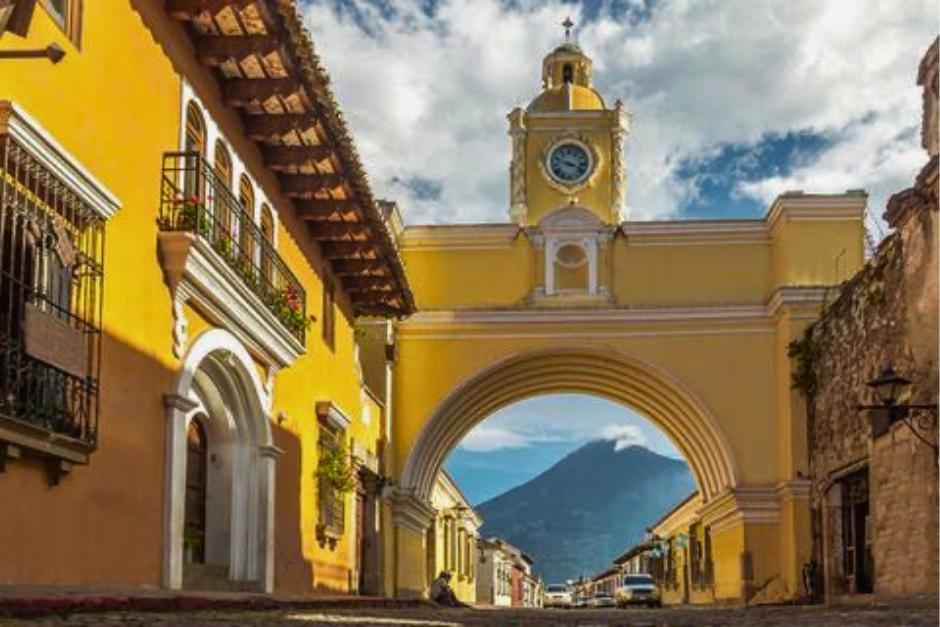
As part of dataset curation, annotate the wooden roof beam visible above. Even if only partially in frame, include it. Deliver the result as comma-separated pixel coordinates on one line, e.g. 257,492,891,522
223,78,299,107
263,144,335,170
308,222,372,240
342,276,393,291
321,241,377,259
244,113,318,140
280,173,346,197
331,259,387,276
294,199,361,221
198,35,282,66
167,0,252,20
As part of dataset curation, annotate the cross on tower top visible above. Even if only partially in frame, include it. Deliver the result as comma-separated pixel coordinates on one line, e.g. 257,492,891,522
561,17,574,41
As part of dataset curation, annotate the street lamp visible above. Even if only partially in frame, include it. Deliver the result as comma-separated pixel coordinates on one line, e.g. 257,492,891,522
857,364,938,456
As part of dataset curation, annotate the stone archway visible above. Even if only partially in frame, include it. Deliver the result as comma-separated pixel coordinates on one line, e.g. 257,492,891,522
391,345,747,598
163,329,279,592
399,346,739,504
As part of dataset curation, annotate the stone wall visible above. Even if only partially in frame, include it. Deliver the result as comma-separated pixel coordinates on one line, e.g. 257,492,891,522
806,37,938,601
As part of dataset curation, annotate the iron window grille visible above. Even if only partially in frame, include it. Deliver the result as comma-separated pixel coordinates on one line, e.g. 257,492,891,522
158,151,306,344
318,424,345,536
0,133,104,449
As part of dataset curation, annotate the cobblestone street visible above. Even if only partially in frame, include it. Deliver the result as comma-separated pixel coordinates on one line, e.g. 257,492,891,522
9,601,938,627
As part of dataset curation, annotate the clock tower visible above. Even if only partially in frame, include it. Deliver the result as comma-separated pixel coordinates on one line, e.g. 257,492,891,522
508,26,629,227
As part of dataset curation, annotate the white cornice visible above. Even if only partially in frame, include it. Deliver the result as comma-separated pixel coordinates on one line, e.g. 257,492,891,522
401,304,771,327
389,489,437,534
700,486,781,534
766,286,831,319
651,493,704,537
160,232,305,369
764,191,868,227
316,400,352,431
1,101,121,220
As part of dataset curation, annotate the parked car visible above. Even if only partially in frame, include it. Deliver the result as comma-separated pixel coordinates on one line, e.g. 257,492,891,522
589,592,616,608
615,573,662,607
573,594,591,608
543,583,573,608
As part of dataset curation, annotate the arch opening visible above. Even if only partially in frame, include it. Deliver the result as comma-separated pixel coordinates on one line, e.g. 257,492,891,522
443,391,698,586
399,347,739,507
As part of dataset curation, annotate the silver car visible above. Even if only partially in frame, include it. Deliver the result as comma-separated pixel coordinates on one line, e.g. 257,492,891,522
544,584,573,608
615,573,662,607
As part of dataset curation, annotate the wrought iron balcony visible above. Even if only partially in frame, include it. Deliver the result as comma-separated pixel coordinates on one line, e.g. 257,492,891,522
0,133,104,457
159,152,306,344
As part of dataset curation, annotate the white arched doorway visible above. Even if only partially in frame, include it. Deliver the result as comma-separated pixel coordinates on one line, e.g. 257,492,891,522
163,329,279,592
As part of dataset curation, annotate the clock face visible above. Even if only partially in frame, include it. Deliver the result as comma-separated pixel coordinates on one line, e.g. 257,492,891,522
548,142,592,184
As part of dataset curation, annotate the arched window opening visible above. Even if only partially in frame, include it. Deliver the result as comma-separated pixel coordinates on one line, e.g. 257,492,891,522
183,101,206,199
259,204,275,292
553,242,588,292
562,63,574,84
213,141,233,241
237,175,255,268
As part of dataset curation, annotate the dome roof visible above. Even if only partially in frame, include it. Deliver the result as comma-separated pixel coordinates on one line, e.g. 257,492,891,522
528,83,606,112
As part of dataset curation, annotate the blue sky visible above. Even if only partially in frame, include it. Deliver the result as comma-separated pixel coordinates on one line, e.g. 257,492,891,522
301,0,937,500
443,394,682,504
304,0,935,230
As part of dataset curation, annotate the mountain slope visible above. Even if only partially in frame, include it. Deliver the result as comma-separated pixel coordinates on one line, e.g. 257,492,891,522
476,441,695,583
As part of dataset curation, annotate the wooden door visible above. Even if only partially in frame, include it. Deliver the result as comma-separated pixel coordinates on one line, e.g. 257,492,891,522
356,491,366,594
184,419,208,565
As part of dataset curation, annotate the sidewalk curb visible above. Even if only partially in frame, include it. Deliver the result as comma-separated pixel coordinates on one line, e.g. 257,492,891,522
0,594,431,619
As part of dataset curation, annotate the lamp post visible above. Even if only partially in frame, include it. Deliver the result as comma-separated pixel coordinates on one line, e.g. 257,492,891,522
857,365,938,456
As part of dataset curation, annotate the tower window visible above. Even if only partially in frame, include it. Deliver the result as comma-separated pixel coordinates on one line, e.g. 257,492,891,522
562,64,574,83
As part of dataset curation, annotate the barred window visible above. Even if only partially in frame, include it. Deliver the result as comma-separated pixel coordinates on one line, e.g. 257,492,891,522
0,115,105,460
318,422,345,536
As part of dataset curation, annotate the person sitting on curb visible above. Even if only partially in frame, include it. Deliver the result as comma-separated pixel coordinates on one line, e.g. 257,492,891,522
428,570,469,607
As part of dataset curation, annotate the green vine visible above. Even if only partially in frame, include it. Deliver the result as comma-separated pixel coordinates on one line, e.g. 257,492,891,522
317,446,356,494
787,328,818,397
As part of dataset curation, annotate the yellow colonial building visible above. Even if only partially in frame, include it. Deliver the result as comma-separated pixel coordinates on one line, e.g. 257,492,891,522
0,2,871,608
386,35,866,604
0,0,411,595
426,470,482,603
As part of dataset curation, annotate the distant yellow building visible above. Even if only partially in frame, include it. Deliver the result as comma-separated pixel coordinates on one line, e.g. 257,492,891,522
0,0,411,596
647,492,715,605
387,33,865,605
427,471,482,603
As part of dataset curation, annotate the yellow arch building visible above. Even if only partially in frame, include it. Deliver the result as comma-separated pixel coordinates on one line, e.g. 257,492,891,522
386,39,866,602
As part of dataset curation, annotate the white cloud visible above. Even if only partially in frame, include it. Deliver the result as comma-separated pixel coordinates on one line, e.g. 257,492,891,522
458,424,535,452
303,0,935,227
600,423,648,451
454,395,667,454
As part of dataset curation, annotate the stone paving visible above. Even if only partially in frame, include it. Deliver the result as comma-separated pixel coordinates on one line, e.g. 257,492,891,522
6,601,938,627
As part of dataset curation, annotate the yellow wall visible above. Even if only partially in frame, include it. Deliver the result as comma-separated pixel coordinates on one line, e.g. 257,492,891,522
392,197,864,602
0,1,380,594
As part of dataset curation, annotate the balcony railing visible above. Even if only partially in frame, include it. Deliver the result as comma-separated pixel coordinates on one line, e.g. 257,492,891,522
0,134,104,451
159,152,306,344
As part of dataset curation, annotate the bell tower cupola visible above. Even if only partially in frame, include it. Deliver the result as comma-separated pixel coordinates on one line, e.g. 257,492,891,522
507,18,630,227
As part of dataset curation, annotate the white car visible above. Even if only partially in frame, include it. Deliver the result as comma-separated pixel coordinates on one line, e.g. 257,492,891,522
615,573,662,607
543,584,573,608
589,592,616,608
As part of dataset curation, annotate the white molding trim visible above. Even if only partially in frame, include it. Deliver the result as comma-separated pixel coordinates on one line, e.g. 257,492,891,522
159,232,305,369
400,304,771,327
767,286,831,319
1,101,121,219
163,328,276,593
389,488,437,535
701,486,782,534
316,400,352,431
